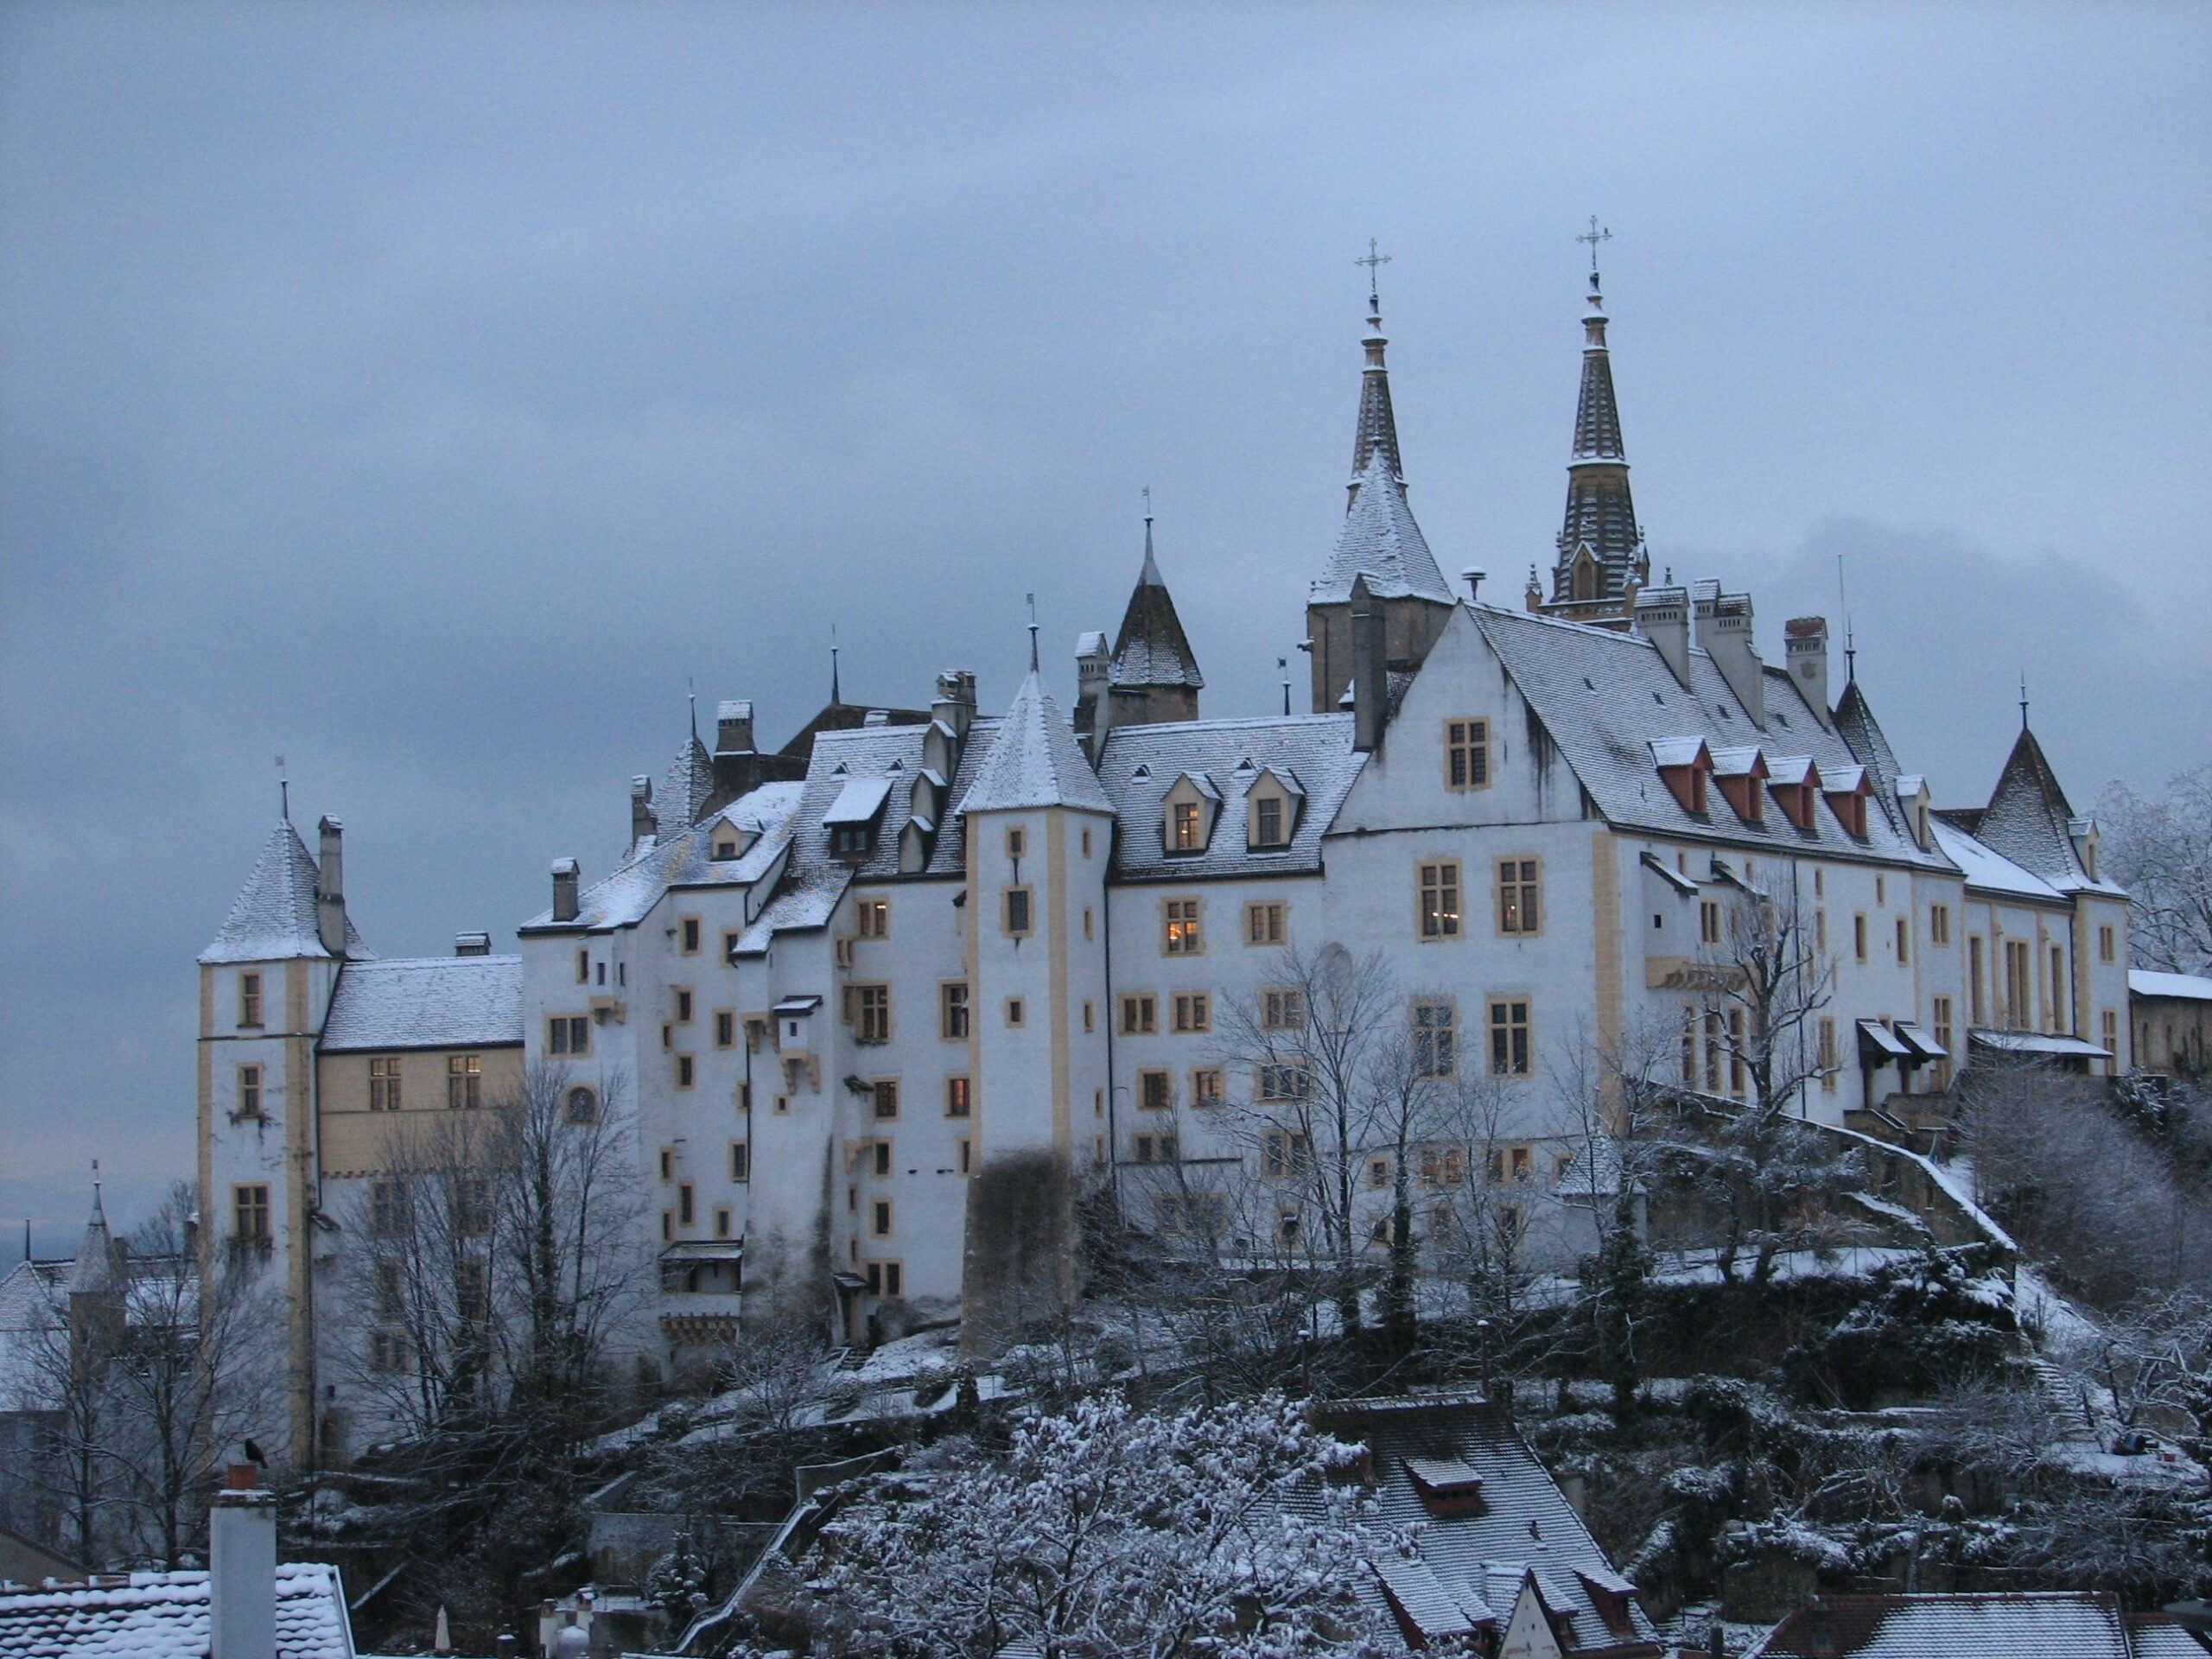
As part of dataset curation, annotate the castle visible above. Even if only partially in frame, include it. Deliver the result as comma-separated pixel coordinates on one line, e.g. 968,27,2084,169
197,258,2133,1464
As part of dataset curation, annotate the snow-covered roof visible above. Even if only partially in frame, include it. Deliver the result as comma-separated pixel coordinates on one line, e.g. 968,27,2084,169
1465,606,1947,868
1108,531,1204,690
520,783,807,934
200,822,367,965
823,776,893,826
655,733,720,841
2132,969,2212,1005
959,673,1112,817
1971,728,2123,896
0,1563,354,1659
320,956,524,1052
1927,817,2063,902
1096,715,1364,882
1310,449,1453,606
1744,1590,2148,1659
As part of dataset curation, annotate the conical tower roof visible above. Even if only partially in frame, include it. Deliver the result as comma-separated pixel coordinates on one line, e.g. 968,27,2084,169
1552,270,1646,604
1976,724,2094,888
1313,446,1452,605
68,1178,118,1296
1109,518,1204,690
655,734,718,841
1348,306,1404,498
961,671,1112,815
200,820,364,964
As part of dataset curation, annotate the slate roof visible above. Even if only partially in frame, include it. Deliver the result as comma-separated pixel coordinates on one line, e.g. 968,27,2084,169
656,733,720,841
2133,969,2212,1005
1974,727,2120,894
960,674,1112,816
0,1563,354,1659
320,956,524,1052
1551,285,1644,601
1464,605,1948,868
1095,715,1364,882
1312,448,1453,607
1832,678,1904,801
1928,815,2063,903
1108,526,1204,690
1743,1591,2183,1659
520,782,807,933
200,822,367,965
1303,1392,1660,1655
1349,314,1404,488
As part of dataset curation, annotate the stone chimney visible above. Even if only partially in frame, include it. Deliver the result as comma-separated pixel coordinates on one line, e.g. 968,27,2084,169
1784,617,1831,728
454,931,492,957
1073,631,1110,741
1693,586,1765,727
208,1465,276,1659
315,817,346,956
714,700,755,756
630,775,655,845
551,858,580,924
932,670,976,740
1633,584,1692,685
1351,575,1388,754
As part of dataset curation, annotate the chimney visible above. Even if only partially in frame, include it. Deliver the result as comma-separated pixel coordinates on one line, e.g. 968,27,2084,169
1784,617,1831,728
1073,632,1110,741
208,1466,276,1659
551,858,580,924
714,699,755,756
630,775,655,845
454,931,491,957
1351,575,1388,753
932,670,976,739
1634,584,1692,685
315,817,346,956
1693,588,1765,727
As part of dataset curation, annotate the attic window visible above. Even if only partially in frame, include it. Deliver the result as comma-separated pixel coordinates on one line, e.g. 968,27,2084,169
1405,1456,1485,1518
713,836,740,861
1172,801,1204,850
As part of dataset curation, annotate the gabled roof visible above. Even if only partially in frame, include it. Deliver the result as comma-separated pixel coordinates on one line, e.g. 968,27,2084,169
1975,726,2114,893
1108,523,1204,690
1096,715,1364,882
1312,448,1452,606
0,1562,354,1659
1744,1591,2156,1659
520,782,807,933
200,821,366,965
959,673,1112,816
320,956,524,1052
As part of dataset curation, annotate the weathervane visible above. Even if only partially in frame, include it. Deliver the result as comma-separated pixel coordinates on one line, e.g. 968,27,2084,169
275,753,289,822
1026,593,1039,673
1355,238,1391,315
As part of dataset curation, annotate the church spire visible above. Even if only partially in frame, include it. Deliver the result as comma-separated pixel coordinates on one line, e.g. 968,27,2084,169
1348,241,1403,505
1545,220,1647,622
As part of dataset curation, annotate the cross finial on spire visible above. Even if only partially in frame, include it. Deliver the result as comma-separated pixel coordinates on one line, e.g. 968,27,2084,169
1025,593,1039,673
2019,672,2031,731
687,677,698,744
275,754,289,822
1355,238,1391,317
1577,215,1612,282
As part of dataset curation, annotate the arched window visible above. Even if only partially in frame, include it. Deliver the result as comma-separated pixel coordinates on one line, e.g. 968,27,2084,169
565,1084,599,1124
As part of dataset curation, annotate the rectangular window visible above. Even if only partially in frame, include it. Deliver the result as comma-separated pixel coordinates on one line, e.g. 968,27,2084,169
1419,860,1463,939
1262,1128,1312,1179
1728,1008,1746,1099
1818,1017,1839,1092
681,917,701,954
1419,1145,1466,1189
238,972,263,1029
1084,1001,1094,1032
1245,901,1287,945
871,1198,893,1237
1262,987,1305,1031
1163,898,1203,956
872,1079,899,1120
1931,905,1952,946
677,1184,696,1226
454,1176,491,1237
1258,1063,1313,1102
1172,992,1211,1034
1897,918,1910,964
675,1053,696,1088
856,898,889,938
2101,1008,2119,1070
237,1064,264,1119
1003,887,1033,937
1700,899,1723,946
1413,1000,1457,1078
1854,914,1869,963
783,1056,807,1095
232,1183,270,1242
547,1014,590,1056
370,1179,408,1239
1817,910,1828,956
2004,940,2032,1030
715,1207,733,1239
369,1330,410,1374
715,1010,736,1048
1171,800,1203,850
1496,858,1541,936
1933,996,1955,1086
1006,997,1025,1027
945,1076,972,1118
730,1141,750,1181
674,988,694,1023
940,981,970,1040
1705,1011,1724,1092
1446,718,1491,790
959,1138,973,1174
1192,1068,1224,1107
1006,826,1026,860
1139,1069,1173,1111
447,1053,482,1109
872,1141,892,1177
1681,1007,1698,1086
854,984,891,1044
659,1147,674,1182
2050,946,2067,1032
1487,998,1532,1077
2099,925,2116,963
575,949,590,985
1368,1155,1391,1190
368,1055,402,1111
1121,995,1158,1035
1254,795,1285,848
1969,937,1986,1025
374,1262,405,1323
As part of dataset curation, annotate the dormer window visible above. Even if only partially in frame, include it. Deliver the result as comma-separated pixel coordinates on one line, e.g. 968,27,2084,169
1163,772,1220,855
1711,747,1769,825
824,777,892,864
1173,802,1202,849
1766,756,1817,831
1820,764,1872,839
713,832,742,861
1650,737,1713,816
1246,768,1303,851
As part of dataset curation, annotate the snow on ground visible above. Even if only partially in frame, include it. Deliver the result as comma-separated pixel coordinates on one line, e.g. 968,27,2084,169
2014,1264,2101,1351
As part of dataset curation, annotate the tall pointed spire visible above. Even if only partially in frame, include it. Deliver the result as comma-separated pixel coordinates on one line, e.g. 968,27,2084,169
1107,506,1203,720
1544,222,1648,622
1348,243,1404,505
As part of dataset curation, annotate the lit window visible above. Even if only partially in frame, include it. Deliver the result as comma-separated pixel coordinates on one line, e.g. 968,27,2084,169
1419,861,1462,939
1487,998,1532,1077
945,1077,972,1118
368,1056,401,1111
1446,719,1491,790
1496,858,1541,937
1164,898,1203,956
1171,801,1204,851
447,1053,482,1109
857,898,890,938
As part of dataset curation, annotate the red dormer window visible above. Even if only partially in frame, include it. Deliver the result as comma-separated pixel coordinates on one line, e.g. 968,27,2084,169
1821,767,1872,838
1713,749,1770,825
1651,738,1713,816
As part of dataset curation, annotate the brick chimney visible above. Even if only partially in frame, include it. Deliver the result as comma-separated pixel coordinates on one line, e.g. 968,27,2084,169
208,1465,276,1659
1784,616,1831,728
315,817,346,956
551,858,580,924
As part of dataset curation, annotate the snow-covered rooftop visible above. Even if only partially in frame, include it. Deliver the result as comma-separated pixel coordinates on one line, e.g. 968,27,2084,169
1928,816,2062,902
1744,1590,2156,1659
319,956,524,1052
959,673,1111,816
0,1563,354,1659
200,821,366,965
1096,715,1363,882
1309,449,1452,606
2130,969,2212,1004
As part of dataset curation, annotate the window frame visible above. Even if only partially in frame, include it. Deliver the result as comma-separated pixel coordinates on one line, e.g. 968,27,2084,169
1445,717,1492,791
1002,887,1033,938
1162,896,1204,957
1486,996,1533,1077
1412,998,1458,1078
368,1055,401,1111
1120,994,1158,1036
1171,991,1211,1034
1494,855,1542,938
1418,859,1463,941
1244,900,1287,946
853,983,892,1045
447,1052,483,1109
238,971,264,1030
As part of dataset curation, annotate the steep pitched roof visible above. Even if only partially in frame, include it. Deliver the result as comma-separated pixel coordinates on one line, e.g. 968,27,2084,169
656,733,720,840
0,1562,355,1659
1312,448,1452,606
1975,726,2107,892
1096,714,1364,881
960,673,1112,815
1108,523,1204,690
520,781,807,934
1832,677,1903,799
200,822,365,965
1349,310,1403,489
320,956,524,1052
1550,276,1644,602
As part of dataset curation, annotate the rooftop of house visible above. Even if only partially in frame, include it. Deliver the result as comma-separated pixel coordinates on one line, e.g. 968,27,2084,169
1744,1591,2209,1658
319,955,524,1053
200,821,367,966
2133,969,2212,1005
1312,447,1453,607
0,1563,354,1659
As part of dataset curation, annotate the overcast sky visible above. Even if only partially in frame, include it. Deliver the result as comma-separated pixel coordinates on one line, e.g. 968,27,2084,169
3,3,2207,1255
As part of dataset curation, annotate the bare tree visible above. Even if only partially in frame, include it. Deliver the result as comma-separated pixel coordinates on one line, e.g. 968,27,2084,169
2099,762,2212,976
12,1263,122,1567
